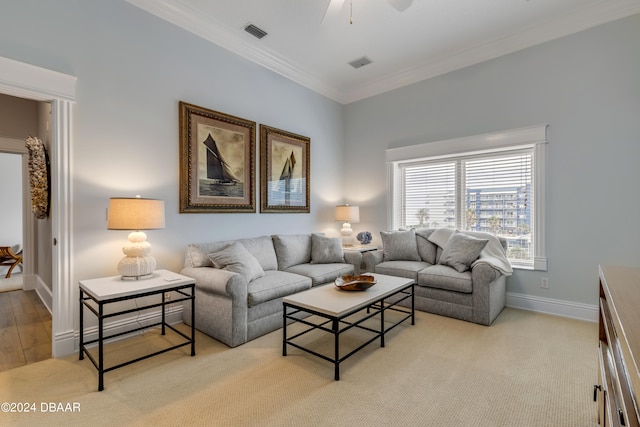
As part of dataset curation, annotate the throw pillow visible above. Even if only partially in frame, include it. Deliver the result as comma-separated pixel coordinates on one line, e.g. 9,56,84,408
208,242,265,282
272,234,312,270
415,229,437,264
438,231,488,273
380,229,421,261
310,234,344,264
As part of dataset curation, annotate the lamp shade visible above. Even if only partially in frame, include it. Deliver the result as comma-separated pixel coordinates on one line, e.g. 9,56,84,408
107,198,165,230
335,205,360,223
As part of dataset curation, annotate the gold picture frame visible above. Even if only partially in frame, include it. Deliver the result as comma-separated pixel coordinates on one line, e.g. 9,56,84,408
179,101,256,213
260,125,310,213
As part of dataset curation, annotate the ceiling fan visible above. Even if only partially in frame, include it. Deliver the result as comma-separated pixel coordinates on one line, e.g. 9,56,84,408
322,0,414,24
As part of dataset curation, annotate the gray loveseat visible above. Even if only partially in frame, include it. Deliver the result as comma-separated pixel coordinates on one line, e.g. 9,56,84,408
363,228,512,325
181,233,359,347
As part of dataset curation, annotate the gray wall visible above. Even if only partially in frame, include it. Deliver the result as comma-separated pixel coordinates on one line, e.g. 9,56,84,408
344,14,640,306
0,0,346,285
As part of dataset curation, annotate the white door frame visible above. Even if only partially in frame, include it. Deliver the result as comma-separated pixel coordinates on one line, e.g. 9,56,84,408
0,56,76,357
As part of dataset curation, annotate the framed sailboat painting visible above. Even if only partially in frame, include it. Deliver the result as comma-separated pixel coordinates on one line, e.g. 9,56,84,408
179,101,256,213
260,125,310,213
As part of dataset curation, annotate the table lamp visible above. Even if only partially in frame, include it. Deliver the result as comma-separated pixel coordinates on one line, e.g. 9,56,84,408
107,196,165,280
335,204,359,246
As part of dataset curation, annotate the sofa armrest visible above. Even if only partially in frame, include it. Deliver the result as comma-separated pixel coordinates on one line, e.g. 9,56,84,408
471,263,505,325
363,250,384,274
181,266,249,300
471,263,500,285
343,251,362,274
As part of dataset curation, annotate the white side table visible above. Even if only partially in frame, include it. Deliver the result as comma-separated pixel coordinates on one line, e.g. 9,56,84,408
79,269,195,391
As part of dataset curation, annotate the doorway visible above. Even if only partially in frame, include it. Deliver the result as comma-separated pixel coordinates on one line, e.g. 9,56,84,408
0,55,75,358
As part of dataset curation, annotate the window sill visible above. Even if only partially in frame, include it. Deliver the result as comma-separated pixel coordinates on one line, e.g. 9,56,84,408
510,257,547,272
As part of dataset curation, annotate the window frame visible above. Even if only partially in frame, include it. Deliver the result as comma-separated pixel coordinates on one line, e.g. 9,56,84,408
386,125,548,271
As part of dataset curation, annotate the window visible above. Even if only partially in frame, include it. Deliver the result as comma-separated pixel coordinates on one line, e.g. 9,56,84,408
387,125,548,270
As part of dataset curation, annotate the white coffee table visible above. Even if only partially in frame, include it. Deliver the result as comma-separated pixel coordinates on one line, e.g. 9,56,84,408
282,272,414,380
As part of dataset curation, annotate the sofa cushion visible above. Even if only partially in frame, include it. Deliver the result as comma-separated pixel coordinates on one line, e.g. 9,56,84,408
418,264,473,293
247,270,312,307
272,234,312,270
208,242,265,282
236,236,279,271
184,235,278,271
380,229,421,261
286,263,354,287
185,241,231,268
374,260,431,282
438,231,488,273
310,234,344,264
415,229,437,264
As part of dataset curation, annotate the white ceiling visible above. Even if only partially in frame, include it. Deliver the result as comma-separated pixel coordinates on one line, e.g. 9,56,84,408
126,0,640,104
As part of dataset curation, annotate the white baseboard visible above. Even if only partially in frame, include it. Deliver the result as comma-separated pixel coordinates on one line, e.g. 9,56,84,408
54,329,76,358
35,276,53,314
76,303,185,351
506,292,598,322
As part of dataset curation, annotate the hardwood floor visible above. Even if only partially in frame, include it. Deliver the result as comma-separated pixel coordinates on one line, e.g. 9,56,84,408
0,289,52,371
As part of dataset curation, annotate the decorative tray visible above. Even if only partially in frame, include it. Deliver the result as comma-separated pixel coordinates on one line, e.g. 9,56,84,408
334,274,377,291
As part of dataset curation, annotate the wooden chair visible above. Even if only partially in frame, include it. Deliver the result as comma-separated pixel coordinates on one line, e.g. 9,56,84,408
0,246,23,278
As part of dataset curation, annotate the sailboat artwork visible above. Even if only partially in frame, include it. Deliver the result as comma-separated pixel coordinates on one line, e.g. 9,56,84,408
203,134,240,185
180,101,255,213
198,133,244,198
260,124,309,213
277,151,296,205
267,139,306,207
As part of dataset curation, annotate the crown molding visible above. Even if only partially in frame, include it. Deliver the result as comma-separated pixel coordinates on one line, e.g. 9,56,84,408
126,0,640,105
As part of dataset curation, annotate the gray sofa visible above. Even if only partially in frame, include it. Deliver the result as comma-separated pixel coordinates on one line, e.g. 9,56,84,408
181,233,359,347
363,228,512,326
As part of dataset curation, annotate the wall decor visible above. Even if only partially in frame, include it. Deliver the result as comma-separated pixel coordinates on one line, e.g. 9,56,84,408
260,125,310,213
25,135,50,219
179,101,256,213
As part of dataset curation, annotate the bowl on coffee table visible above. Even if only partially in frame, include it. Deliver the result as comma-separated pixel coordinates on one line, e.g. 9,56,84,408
334,274,377,291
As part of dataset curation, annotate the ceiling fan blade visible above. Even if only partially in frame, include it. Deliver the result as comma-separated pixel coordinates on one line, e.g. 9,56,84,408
386,0,413,12
321,0,345,23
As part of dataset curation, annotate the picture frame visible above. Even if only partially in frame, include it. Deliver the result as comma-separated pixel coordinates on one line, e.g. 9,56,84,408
260,125,310,213
179,101,256,213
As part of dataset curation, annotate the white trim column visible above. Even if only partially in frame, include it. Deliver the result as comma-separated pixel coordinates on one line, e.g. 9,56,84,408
50,98,75,356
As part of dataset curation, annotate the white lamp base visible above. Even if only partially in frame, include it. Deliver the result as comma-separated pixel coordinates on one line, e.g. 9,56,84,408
118,231,156,280
117,255,156,280
340,222,355,246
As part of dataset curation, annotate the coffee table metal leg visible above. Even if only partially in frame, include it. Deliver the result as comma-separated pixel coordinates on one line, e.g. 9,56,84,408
282,304,288,357
190,285,196,356
333,318,340,380
411,284,415,325
380,298,385,347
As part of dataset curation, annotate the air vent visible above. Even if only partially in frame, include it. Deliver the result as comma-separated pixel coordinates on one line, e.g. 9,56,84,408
348,56,373,69
244,23,268,39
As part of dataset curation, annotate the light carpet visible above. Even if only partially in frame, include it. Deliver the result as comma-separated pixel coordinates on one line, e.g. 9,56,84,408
0,308,598,427
0,273,22,293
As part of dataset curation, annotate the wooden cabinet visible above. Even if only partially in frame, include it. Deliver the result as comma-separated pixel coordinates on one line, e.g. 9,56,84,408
596,265,640,426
